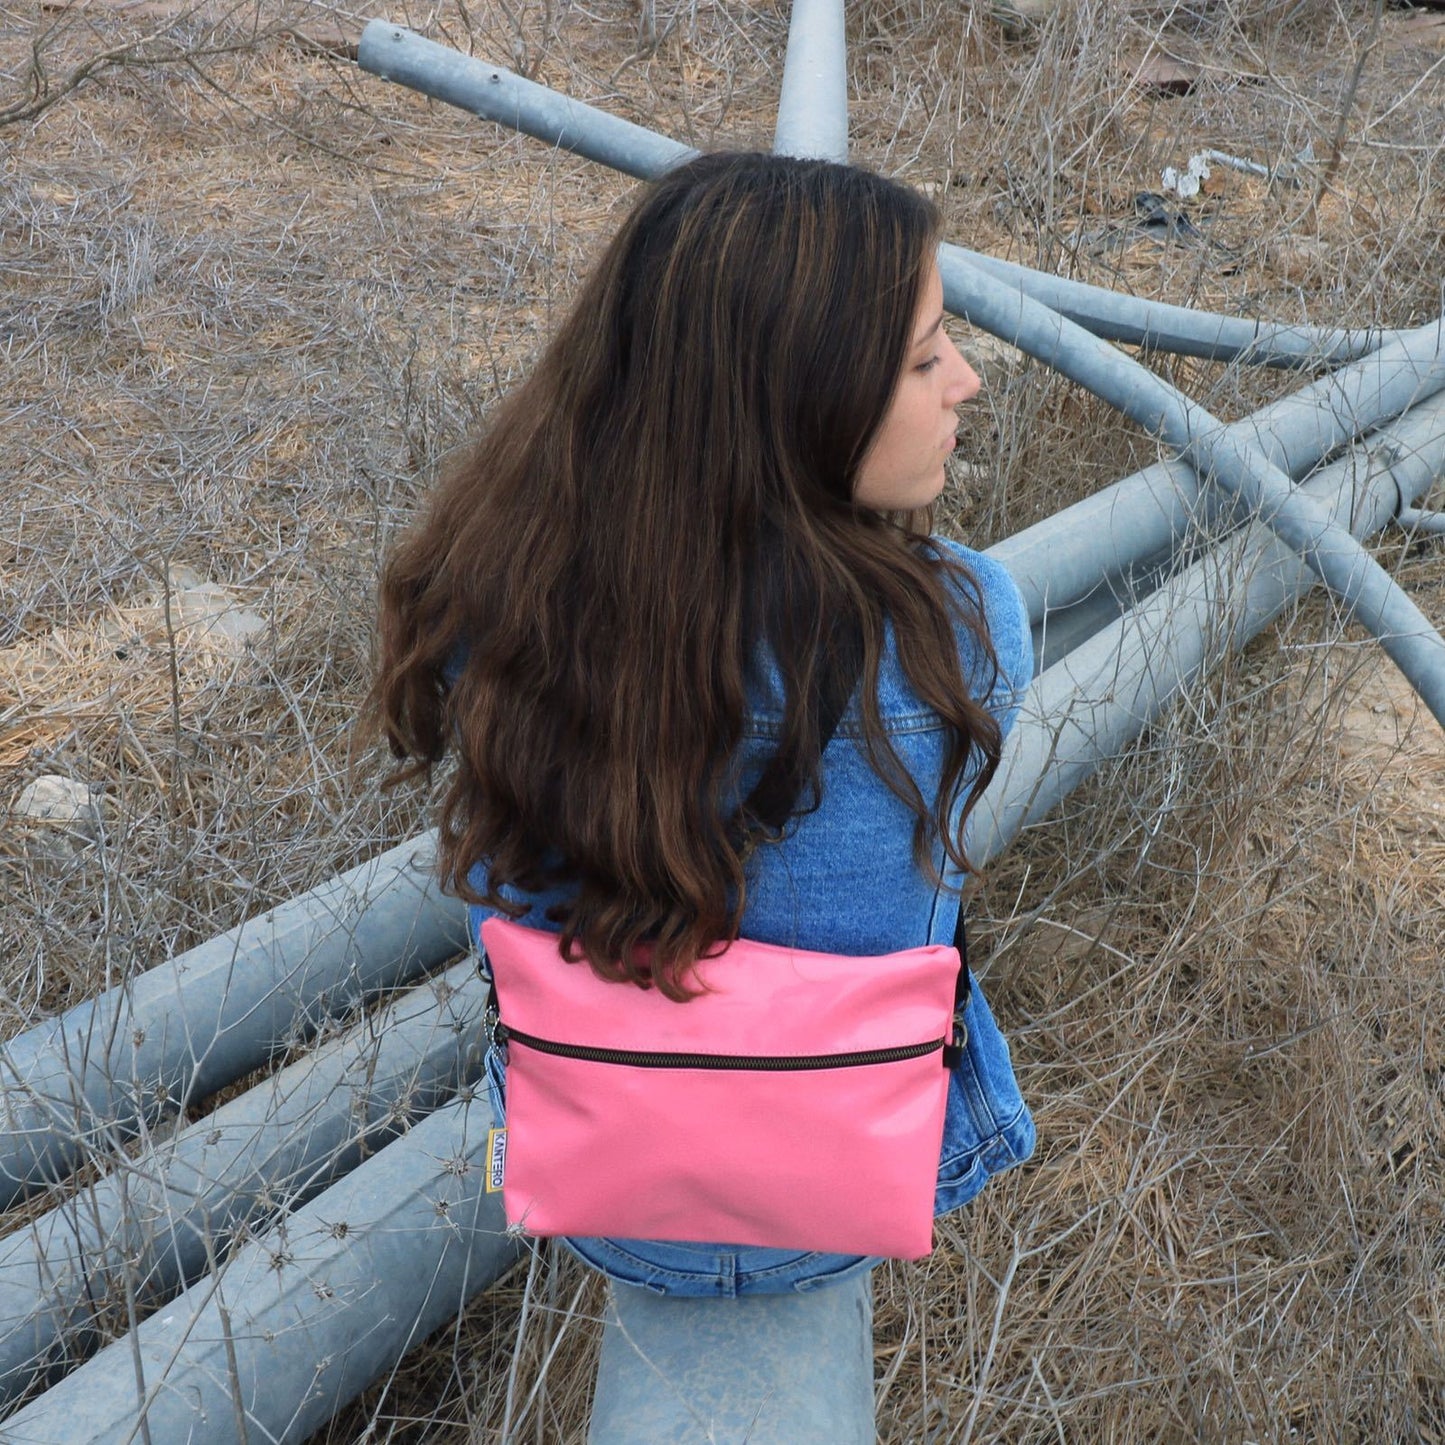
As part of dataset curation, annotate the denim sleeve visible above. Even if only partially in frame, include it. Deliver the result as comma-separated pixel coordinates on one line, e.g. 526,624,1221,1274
929,536,1033,742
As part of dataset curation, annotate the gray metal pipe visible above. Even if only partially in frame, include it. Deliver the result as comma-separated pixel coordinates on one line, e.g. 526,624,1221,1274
358,22,695,178
0,1090,520,1444
0,958,487,1410
354,24,1393,370
0,833,471,1210
989,320,1445,626
589,1274,875,1443
1031,560,1174,674
773,0,848,162
938,246,1445,727
1397,506,1445,535
946,243,1394,368
1033,399,1445,669
973,392,1445,864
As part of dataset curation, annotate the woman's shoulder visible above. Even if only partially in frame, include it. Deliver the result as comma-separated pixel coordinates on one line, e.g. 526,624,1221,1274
924,535,1032,698
742,536,1033,733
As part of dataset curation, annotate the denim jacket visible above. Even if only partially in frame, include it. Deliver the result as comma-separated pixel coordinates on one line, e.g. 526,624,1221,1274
468,538,1035,1296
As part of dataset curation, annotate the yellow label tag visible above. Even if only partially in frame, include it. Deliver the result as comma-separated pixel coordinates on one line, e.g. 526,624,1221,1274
486,1127,507,1193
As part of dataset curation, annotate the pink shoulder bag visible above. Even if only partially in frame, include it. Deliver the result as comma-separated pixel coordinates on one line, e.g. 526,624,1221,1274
481,917,967,1259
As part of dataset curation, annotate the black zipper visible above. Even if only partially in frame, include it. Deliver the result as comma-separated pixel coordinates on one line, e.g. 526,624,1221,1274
494,1023,945,1072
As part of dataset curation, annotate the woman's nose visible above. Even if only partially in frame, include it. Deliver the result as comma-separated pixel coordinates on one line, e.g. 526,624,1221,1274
947,343,981,406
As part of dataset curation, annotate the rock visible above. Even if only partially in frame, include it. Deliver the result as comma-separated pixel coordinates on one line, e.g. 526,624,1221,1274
11,775,103,846
171,584,266,646
164,563,209,592
990,0,1062,36
138,581,265,650
1132,53,1198,97
959,329,1027,380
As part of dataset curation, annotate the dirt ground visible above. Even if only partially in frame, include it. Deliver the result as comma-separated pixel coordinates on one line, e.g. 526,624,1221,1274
3,0,1445,1439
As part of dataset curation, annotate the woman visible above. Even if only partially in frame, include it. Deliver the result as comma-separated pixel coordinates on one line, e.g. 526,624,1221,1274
371,151,1034,1301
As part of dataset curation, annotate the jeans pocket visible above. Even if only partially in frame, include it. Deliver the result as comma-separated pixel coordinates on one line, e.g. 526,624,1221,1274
786,1253,882,1294
560,1237,715,1296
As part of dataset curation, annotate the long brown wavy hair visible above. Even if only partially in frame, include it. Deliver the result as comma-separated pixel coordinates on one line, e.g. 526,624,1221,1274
371,151,1002,999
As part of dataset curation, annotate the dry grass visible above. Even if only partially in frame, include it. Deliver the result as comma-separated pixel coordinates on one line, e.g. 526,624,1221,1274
3,0,1445,1438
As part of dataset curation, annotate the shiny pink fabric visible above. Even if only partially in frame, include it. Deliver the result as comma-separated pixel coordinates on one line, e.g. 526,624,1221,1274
481,917,960,1259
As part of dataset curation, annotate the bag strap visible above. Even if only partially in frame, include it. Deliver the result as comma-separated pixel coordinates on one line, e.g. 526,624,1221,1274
738,616,864,837
739,616,973,1064
944,919,971,1068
